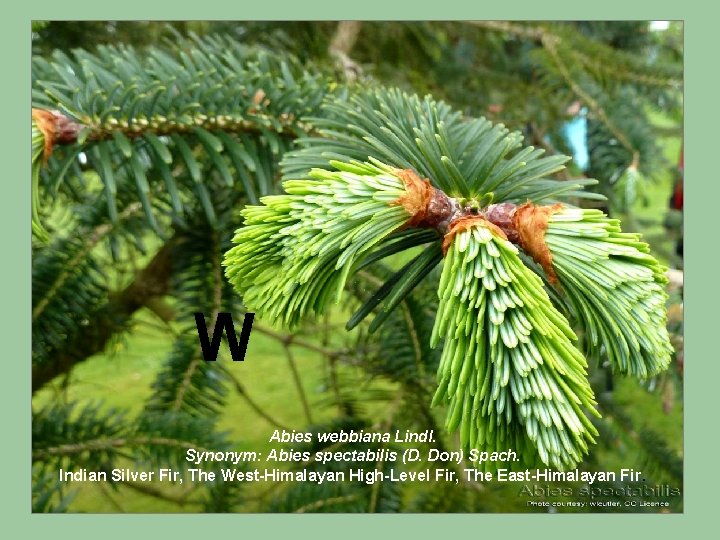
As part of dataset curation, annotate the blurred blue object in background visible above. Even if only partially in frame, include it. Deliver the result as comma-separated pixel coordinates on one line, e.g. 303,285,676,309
561,108,589,171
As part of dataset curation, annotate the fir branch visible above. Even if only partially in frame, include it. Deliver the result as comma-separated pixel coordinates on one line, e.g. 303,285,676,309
32,201,142,322
468,21,682,89
570,50,682,89
224,160,423,327
432,219,599,470
472,201,672,377
544,207,672,377
33,436,206,461
171,232,223,413
32,236,179,393
281,87,596,204
542,35,640,169
35,108,311,149
33,34,334,228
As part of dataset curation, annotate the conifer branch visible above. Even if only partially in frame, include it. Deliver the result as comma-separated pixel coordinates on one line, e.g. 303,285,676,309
32,202,143,322
32,436,206,460
171,232,222,412
468,21,682,88
170,353,204,412
36,108,310,150
32,236,180,393
542,35,641,169
571,51,682,89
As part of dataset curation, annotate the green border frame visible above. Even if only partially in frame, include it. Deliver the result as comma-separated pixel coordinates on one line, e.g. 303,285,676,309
12,1,707,536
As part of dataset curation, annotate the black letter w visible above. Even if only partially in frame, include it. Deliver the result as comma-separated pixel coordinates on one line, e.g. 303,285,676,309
194,312,254,362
